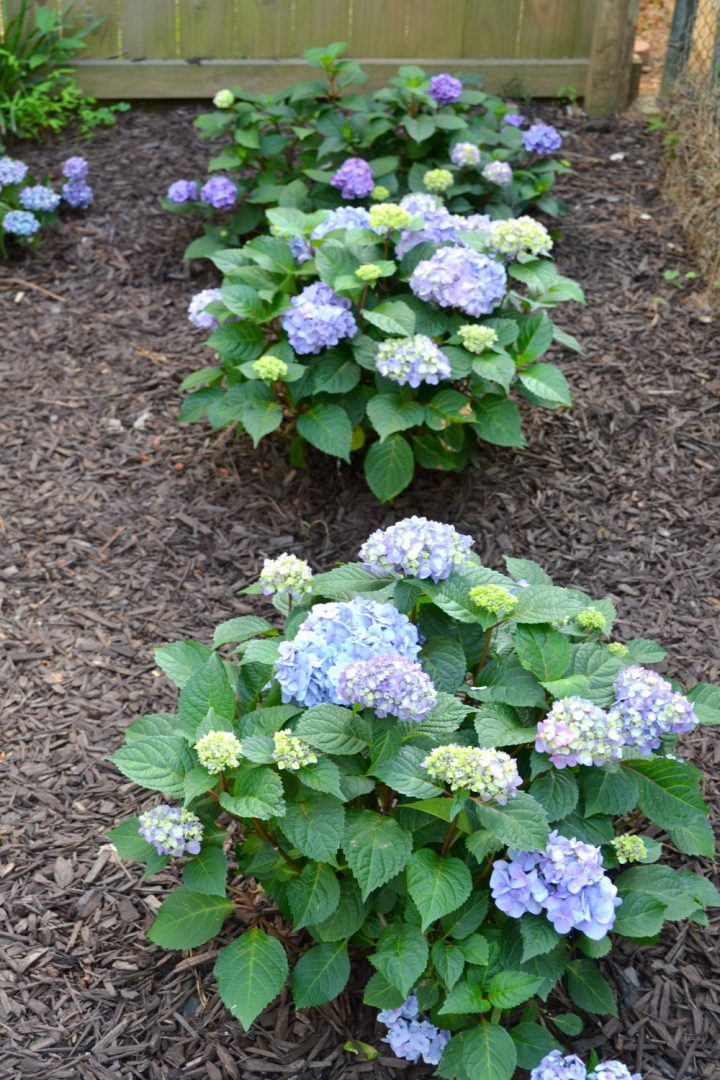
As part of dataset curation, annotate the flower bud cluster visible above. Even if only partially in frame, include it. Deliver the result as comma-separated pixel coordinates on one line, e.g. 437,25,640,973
252,355,288,381
259,553,313,600
612,834,648,864
458,324,498,354
577,607,607,631
423,745,521,803
423,168,454,194
487,216,553,258
469,583,518,616
450,142,481,167
194,730,243,773
272,730,318,770
368,202,413,232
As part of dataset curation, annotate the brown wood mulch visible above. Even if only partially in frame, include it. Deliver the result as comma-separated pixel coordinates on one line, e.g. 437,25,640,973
1,107,718,1080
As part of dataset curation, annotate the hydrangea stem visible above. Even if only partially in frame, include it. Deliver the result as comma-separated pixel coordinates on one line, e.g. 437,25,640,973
440,819,457,857
252,818,299,871
472,625,495,681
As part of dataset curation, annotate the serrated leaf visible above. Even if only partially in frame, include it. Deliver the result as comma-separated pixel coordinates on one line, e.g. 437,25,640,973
178,653,236,730
420,637,467,693
581,767,638,817
297,403,352,463
297,759,345,801
109,737,195,797
371,744,442,798
182,847,228,896
295,705,368,754
687,683,720,726
530,770,578,822
343,811,413,900
470,656,546,707
288,861,341,930
566,959,617,1016
460,933,490,966
518,362,572,406
474,704,536,748
622,758,713,856
371,923,429,996
473,396,526,448
147,886,233,950
552,1013,583,1036
442,891,489,940
432,939,466,990
281,793,345,862
474,792,550,850
308,876,367,942
292,941,350,1008
519,914,563,962
364,434,415,502
366,393,425,441
437,1023,517,1080
154,641,213,688
107,817,155,861
615,864,709,921
214,929,288,1030
219,768,286,821
613,892,667,939
406,850,472,931
363,971,405,1010
487,970,543,1009
439,979,490,1015
515,624,572,682
510,1022,560,1070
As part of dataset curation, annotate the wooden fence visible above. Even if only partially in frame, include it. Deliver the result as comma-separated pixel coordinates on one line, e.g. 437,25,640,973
1,0,640,112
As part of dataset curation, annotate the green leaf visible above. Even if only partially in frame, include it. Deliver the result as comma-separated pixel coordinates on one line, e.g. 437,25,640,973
581,767,638,817
687,683,720,726
282,793,345,862
624,638,667,664
107,817,155,861
504,557,553,586
404,114,437,143
364,434,415,502
178,653,236,730
420,637,467,693
613,892,667,939
565,959,617,1016
364,300,416,337
154,641,213,688
371,923,429,996
310,563,390,601
297,759,345,801
518,363,572,406
212,616,274,648
221,283,268,320
406,850,472,931
513,585,588,625
437,1023,517,1080
442,892,489,940
295,705,368,754
241,399,284,447
474,792,550,850
519,914,563,962
487,970,543,1009
343,811,413,900
288,862,341,930
516,312,554,363
615,864,712,921
366,393,425,440
214,929,288,1030
474,704,536,748
473,397,526,448
363,971,405,1010
515,625,572,682
530,771,579,822
313,353,361,395
147,886,233,950
292,941,350,1008
470,656,546,707
109,737,194,797
622,757,713,856
510,1022,560,1070
125,713,186,741
439,979,490,1015
460,933,490,966
219,768,286,821
297,403,352,463
308,877,367,942
182,847,228,896
371,745,442,798
432,940,466,990
552,1013,583,1036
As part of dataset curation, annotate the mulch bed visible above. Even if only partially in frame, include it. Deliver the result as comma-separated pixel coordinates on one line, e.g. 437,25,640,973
1,106,718,1080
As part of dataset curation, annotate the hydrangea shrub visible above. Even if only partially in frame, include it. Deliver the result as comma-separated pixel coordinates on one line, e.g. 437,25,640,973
180,197,583,501
109,520,720,1079
0,153,92,257
162,42,568,260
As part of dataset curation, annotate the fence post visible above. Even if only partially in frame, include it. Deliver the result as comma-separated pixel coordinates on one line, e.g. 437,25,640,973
662,0,701,93
584,0,641,114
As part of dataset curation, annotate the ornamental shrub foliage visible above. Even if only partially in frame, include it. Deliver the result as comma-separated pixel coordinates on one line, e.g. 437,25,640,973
163,42,568,260
109,520,720,1080
0,153,92,257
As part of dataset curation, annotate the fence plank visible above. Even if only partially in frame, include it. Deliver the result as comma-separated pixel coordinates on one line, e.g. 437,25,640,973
289,0,352,51
233,0,288,58
662,0,700,88
584,0,639,112
461,0,522,59
77,0,122,59
122,0,176,60
177,0,237,60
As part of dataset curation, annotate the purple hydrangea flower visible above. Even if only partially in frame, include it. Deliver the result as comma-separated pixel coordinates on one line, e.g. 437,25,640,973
482,160,513,185
62,181,93,209
359,517,474,581
395,194,461,258
377,994,419,1025
310,205,373,240
18,185,61,212
609,665,698,754
490,852,548,918
275,597,421,707
280,281,358,355
2,210,40,237
188,287,223,330
330,157,375,199
167,179,199,203
535,696,625,768
523,123,563,154
451,141,481,167
200,175,237,210
589,1063,642,1080
289,235,313,263
137,804,203,857
531,1051,587,1080
336,652,437,721
502,112,526,128
62,156,89,180
429,73,463,105
375,334,452,388
377,996,450,1067
0,156,29,186
410,245,507,316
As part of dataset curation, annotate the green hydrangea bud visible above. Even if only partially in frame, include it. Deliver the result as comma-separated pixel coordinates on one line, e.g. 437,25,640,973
213,89,235,109
469,583,518,616
355,263,383,283
368,203,413,232
612,834,648,864
272,730,318,771
423,168,454,194
608,642,629,657
577,607,607,632
252,355,288,381
371,184,390,201
458,324,498,354
194,730,243,773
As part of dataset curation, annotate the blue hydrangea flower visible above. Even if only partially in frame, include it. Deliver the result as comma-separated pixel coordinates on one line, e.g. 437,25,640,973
490,851,548,918
359,517,474,581
188,288,223,330
280,281,358,355
535,697,624,768
589,1063,642,1080
377,994,419,1025
0,156,29,187
502,112,526,128
336,652,437,721
310,205,373,240
609,665,698,754
200,175,237,209
62,181,93,208
531,1051,587,1080
2,210,40,237
429,73,463,105
482,160,513,185
410,245,507,316
289,235,313,263
377,996,450,1067
62,156,89,180
451,142,481,167
138,804,203,857
275,598,421,707
523,123,563,154
375,334,452,388
167,179,198,203
18,185,61,212
330,157,374,199
395,194,460,258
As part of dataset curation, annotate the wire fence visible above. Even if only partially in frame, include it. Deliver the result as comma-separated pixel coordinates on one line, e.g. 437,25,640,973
662,0,720,290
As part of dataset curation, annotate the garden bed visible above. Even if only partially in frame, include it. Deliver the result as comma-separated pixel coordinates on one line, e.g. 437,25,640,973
1,106,718,1079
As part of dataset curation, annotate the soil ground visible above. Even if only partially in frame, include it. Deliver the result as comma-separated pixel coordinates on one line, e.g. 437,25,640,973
1,107,718,1079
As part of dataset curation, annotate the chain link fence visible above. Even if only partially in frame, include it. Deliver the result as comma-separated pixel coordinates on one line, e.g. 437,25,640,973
662,0,720,289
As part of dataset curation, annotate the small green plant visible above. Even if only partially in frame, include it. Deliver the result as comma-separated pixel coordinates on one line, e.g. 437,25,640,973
555,85,579,105
661,268,699,290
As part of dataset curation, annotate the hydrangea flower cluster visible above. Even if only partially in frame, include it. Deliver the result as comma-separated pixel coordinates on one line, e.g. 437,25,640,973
62,180,93,209
488,216,553,258
612,834,648,864
253,355,288,381
330,157,374,199
2,210,41,237
280,282,358,355
355,263,383,282
213,89,235,108
491,831,621,939
288,235,313,263
62,156,89,180
450,142,481,167
503,112,525,127
577,607,607,631
375,334,452,388
609,665,698,754
531,1051,642,1080
19,185,61,212
0,156,29,186
377,994,450,1066
482,160,513,185
410,246,507,316
188,288,223,330
310,205,372,240
137,805,203,857
259,553,313,600
423,168,454,194
368,202,413,232
423,745,521,802
523,123,564,154
359,517,474,581
608,642,629,657
200,175,237,210
336,652,437,721
458,324,498,353
428,73,463,105
272,730,318,771
394,194,459,257
469,583,518,616
194,730,243,773
275,597,421,707
590,1063,642,1080
535,696,625,768
167,179,199,204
